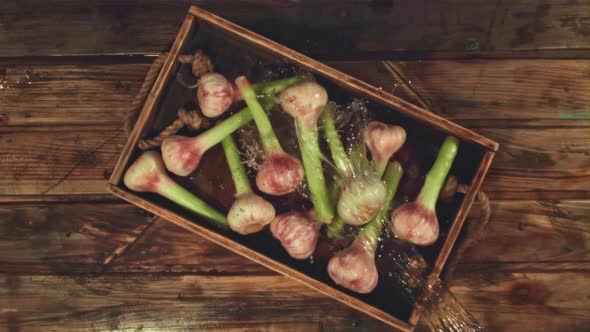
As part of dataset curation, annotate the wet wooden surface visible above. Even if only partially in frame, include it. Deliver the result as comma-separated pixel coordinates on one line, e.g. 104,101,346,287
1,1,589,331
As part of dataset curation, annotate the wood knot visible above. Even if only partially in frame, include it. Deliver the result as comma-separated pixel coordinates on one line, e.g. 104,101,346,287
508,279,551,305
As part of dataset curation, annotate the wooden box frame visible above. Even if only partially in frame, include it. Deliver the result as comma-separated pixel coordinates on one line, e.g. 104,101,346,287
108,6,498,331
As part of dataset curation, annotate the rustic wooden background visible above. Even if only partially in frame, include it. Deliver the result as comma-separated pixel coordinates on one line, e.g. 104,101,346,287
1,1,589,331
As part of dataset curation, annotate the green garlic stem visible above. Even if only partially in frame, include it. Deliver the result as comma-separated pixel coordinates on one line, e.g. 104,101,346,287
296,121,335,224
236,76,282,152
252,75,309,97
320,104,354,177
326,216,346,238
221,135,252,197
196,99,267,151
348,144,367,176
374,160,387,178
158,178,228,227
418,136,460,209
326,181,345,238
359,161,403,252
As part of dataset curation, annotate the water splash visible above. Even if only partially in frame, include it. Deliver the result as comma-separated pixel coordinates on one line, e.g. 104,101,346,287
417,281,485,332
377,234,485,332
237,124,263,172
0,69,48,90
0,69,9,90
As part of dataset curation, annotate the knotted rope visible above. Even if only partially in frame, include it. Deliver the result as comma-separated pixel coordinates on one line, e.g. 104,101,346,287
124,50,214,149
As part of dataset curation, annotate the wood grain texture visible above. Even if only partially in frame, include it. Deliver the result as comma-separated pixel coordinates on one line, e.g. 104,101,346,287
0,203,152,273
0,274,390,332
481,127,590,198
0,203,262,274
460,200,590,263
450,262,590,332
113,217,264,274
0,61,147,126
3,60,587,127
0,126,125,196
392,59,590,127
0,265,587,332
1,201,586,274
1,125,586,198
0,0,588,58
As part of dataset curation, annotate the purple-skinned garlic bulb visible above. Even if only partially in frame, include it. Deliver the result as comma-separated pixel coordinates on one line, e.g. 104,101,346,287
222,135,275,235
124,151,228,226
197,73,235,118
327,235,379,293
227,193,275,234
236,76,304,196
328,162,403,293
270,211,320,260
279,81,327,128
363,121,406,177
161,105,259,176
255,151,305,196
390,136,459,246
389,201,440,246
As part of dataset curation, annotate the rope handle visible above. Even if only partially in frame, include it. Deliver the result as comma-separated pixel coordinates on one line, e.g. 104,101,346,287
124,50,214,149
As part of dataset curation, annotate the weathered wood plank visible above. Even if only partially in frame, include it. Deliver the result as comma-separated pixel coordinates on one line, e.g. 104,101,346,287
110,217,265,274
481,127,590,197
0,203,148,273
461,200,590,263
2,126,587,198
450,262,590,332
0,203,263,274
1,201,587,273
0,61,148,126
0,274,389,332
0,126,126,196
2,59,588,127
389,59,590,127
0,265,587,332
0,0,588,59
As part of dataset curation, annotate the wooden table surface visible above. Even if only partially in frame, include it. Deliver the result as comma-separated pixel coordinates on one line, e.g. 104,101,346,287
1,1,589,331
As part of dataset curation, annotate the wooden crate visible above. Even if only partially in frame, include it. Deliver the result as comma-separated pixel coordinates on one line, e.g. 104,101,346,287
108,6,498,331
